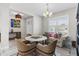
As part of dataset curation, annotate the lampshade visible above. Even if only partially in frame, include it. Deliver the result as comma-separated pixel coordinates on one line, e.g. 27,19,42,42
15,14,22,19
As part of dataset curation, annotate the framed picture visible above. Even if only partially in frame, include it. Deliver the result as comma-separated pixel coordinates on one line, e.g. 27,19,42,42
11,19,14,27
11,19,21,28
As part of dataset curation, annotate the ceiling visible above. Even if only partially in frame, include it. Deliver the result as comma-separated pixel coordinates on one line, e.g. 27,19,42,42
9,9,32,19
10,3,77,17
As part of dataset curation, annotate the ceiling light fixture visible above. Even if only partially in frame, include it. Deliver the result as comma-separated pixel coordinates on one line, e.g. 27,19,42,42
15,14,22,19
43,3,53,18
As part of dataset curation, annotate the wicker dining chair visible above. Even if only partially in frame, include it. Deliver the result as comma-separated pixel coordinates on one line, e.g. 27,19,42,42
15,39,36,56
36,40,57,56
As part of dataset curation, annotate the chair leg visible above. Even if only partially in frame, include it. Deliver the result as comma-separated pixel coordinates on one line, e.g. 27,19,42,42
17,52,19,56
53,52,56,56
54,53,56,56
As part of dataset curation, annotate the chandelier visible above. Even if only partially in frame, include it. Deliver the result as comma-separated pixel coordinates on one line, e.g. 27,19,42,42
43,3,53,17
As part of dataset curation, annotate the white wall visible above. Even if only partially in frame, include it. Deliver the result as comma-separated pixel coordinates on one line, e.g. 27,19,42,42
0,4,10,53
21,16,42,36
43,7,77,41
20,16,42,38
25,17,33,34
20,16,42,37
21,18,26,38
42,17,49,34
33,16,42,35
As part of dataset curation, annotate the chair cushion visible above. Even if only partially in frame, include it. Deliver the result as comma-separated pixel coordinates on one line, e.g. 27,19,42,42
44,39,54,45
37,43,55,54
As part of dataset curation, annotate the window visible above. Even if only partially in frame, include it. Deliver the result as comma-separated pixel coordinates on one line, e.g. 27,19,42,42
48,15,69,35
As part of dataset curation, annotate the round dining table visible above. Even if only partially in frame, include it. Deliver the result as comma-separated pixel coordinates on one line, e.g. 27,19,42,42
25,36,47,42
